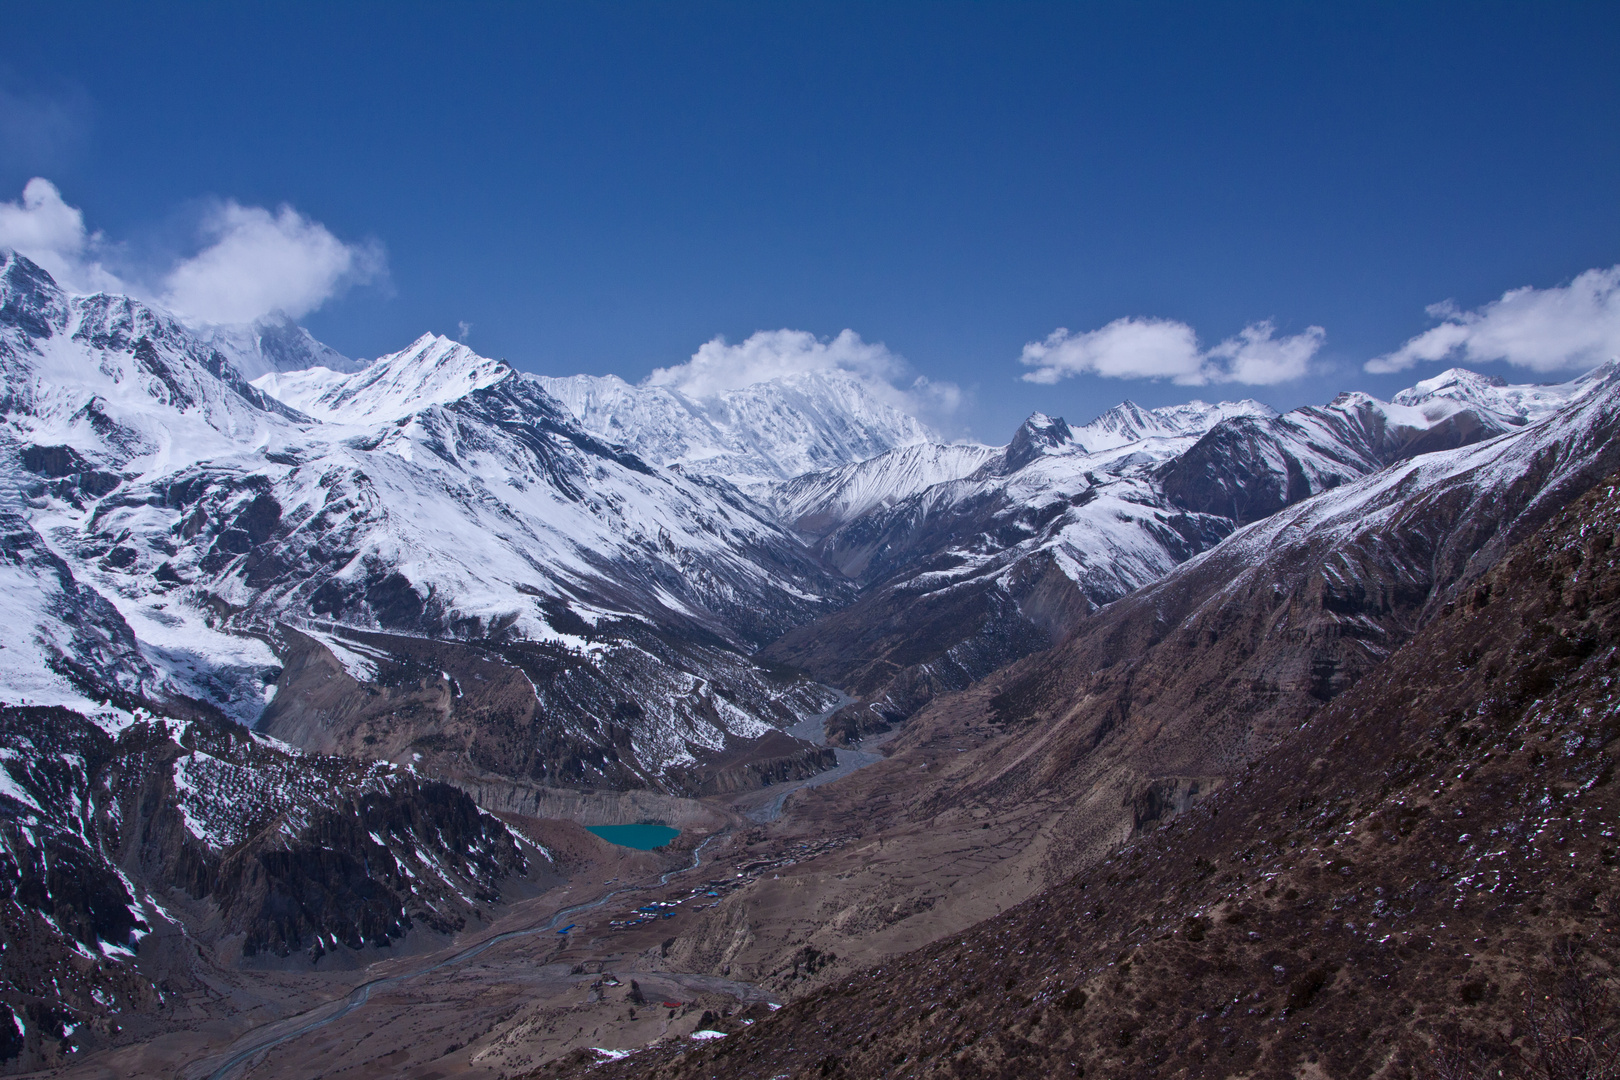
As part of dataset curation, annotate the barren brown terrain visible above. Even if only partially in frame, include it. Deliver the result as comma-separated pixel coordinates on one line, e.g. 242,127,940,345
534,456,1620,1080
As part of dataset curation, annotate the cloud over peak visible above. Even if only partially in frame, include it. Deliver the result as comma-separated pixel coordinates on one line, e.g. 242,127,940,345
0,178,386,327
1367,266,1620,375
1020,317,1323,386
0,178,126,294
648,329,900,398
162,200,385,325
648,328,961,420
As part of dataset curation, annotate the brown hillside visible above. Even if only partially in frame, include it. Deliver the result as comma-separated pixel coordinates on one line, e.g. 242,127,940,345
544,474,1620,1079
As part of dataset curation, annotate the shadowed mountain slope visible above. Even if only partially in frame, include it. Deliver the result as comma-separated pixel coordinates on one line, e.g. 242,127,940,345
546,445,1620,1080
762,371,1601,733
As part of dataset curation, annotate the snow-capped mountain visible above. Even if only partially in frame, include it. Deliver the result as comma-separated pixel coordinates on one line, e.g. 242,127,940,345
1390,364,1591,420
534,368,937,488
1069,397,1276,452
966,356,1620,840
767,401,1274,542
0,251,860,1066
764,374,1602,723
1158,366,1604,526
0,253,844,786
197,311,364,381
253,332,509,422
767,441,1000,538
9,238,1620,1069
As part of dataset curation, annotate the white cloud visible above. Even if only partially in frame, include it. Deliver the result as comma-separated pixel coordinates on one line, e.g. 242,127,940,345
0,177,126,294
1367,266,1620,375
0,178,385,327
162,201,385,325
649,329,902,398
646,328,960,423
1207,320,1324,384
1020,317,1322,386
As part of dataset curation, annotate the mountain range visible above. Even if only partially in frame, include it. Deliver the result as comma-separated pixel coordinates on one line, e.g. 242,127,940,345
1,248,1616,1076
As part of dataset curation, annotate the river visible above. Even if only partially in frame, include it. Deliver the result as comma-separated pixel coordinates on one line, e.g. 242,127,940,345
190,687,891,1079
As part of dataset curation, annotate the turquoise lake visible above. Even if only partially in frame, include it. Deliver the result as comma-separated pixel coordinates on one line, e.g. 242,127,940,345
586,824,680,850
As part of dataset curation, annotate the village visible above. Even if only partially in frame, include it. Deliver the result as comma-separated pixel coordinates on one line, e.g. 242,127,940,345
602,836,854,932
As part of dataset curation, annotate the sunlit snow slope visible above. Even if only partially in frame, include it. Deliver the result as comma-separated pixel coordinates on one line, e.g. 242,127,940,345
535,369,936,487
0,252,843,783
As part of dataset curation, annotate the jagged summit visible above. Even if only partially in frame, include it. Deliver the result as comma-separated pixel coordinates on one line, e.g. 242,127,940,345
1073,397,1276,452
253,332,510,423
1001,411,1074,471
1397,365,1508,396
0,249,359,385
1391,362,1599,422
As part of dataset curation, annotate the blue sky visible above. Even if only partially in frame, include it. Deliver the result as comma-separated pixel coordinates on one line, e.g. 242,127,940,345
3,2,1618,440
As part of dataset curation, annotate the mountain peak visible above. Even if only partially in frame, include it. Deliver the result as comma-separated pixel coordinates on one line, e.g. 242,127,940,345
256,333,510,423
1002,412,1074,470
0,250,72,338
1392,364,1596,422
197,313,361,382
1392,367,1507,405
1072,398,1275,453
534,368,936,486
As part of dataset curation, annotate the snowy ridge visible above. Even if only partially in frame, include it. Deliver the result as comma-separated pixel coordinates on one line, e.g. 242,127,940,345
534,368,936,486
2,253,845,777
197,312,364,382
1173,361,1620,623
767,441,999,537
1157,365,1613,528
1071,398,1277,453
255,332,510,423
769,399,1267,542
1390,365,1599,422
766,368,1617,723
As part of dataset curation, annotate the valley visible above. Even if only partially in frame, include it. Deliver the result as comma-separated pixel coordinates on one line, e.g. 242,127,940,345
2,249,1617,1079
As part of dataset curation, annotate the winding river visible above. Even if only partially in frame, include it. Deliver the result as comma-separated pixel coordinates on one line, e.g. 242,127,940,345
191,689,887,1080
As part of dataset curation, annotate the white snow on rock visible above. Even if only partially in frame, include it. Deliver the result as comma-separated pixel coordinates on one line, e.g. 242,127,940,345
1069,398,1277,453
1390,365,1600,422
255,333,509,424
767,441,999,537
534,368,936,487
1,253,842,764
198,313,365,382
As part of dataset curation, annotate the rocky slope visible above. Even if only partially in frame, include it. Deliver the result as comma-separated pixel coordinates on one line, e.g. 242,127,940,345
589,363,1620,1037
0,699,541,1073
915,361,1620,871
543,423,1620,1080
762,371,1584,731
